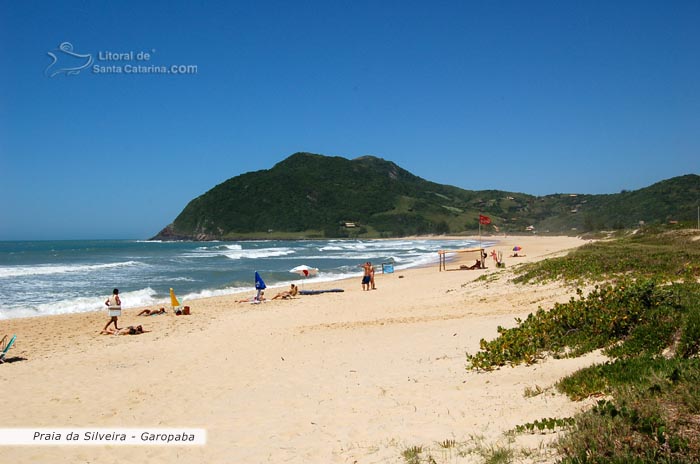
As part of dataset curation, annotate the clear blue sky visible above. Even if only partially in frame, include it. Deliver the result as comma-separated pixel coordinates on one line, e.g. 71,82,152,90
1,0,698,240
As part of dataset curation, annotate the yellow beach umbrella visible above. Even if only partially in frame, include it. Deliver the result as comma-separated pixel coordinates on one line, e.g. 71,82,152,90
169,288,181,308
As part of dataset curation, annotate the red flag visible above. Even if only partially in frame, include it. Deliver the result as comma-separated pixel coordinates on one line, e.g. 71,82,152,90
479,214,491,225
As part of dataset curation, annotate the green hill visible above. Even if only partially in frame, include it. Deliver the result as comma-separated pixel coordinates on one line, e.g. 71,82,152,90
151,153,699,240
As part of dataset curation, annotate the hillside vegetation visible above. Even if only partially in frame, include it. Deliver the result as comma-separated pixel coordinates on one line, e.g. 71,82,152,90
152,152,699,240
465,229,700,463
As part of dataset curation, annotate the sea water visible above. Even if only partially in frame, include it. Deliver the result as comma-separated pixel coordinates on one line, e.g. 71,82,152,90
0,238,491,320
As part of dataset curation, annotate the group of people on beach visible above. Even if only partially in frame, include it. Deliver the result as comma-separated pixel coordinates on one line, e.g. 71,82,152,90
235,283,300,303
100,247,514,332
101,288,150,336
103,260,377,331
101,288,194,335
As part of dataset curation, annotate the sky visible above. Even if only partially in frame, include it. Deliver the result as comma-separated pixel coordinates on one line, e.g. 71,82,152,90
1,0,698,240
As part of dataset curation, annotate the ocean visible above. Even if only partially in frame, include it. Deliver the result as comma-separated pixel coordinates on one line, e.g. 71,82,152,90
0,238,491,320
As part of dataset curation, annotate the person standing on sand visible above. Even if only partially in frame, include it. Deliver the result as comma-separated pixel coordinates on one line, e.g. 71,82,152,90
360,262,372,291
369,262,376,290
103,288,122,331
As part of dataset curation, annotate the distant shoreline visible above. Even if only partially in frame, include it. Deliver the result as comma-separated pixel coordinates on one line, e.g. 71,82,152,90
1,231,571,243
0,236,499,321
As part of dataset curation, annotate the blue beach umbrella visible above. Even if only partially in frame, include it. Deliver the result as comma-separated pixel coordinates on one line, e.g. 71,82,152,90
254,271,267,290
254,271,266,301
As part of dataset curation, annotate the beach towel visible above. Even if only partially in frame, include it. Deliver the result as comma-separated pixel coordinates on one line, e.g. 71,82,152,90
298,289,344,295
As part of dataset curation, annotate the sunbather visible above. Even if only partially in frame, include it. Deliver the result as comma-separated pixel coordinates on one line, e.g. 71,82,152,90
272,284,298,300
236,291,265,303
137,308,166,316
100,325,148,336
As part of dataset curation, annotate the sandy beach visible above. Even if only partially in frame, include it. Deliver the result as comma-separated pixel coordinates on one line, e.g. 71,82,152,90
0,235,607,463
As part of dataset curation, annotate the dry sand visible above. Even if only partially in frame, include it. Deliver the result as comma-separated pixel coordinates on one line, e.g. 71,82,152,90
0,235,607,463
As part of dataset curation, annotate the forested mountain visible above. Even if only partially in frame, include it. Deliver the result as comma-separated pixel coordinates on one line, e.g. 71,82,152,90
152,153,699,240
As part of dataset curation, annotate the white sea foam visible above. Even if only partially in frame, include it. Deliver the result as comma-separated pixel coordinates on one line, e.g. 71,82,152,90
318,246,344,251
0,287,160,320
0,261,141,279
196,244,242,251
277,252,401,261
166,276,197,282
184,245,294,260
222,248,296,260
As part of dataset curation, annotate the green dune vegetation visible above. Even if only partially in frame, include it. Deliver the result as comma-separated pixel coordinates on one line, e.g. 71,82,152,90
151,152,699,240
466,227,700,463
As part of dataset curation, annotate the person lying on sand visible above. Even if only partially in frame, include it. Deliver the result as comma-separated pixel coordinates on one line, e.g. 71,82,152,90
272,284,298,300
236,292,265,303
100,325,149,335
137,308,166,316
460,260,482,270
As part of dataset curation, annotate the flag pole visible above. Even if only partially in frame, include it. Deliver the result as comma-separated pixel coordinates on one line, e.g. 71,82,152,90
479,220,482,248
478,214,482,267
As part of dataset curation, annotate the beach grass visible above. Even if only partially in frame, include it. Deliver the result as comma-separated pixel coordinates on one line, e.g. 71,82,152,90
401,445,425,464
401,437,519,464
466,279,695,370
467,227,700,463
437,438,457,449
512,228,700,285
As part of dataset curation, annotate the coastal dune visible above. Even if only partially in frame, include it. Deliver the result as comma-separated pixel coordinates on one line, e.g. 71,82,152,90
0,235,606,463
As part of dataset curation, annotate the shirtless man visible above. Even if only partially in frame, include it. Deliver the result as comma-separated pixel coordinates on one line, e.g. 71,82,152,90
360,262,372,291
